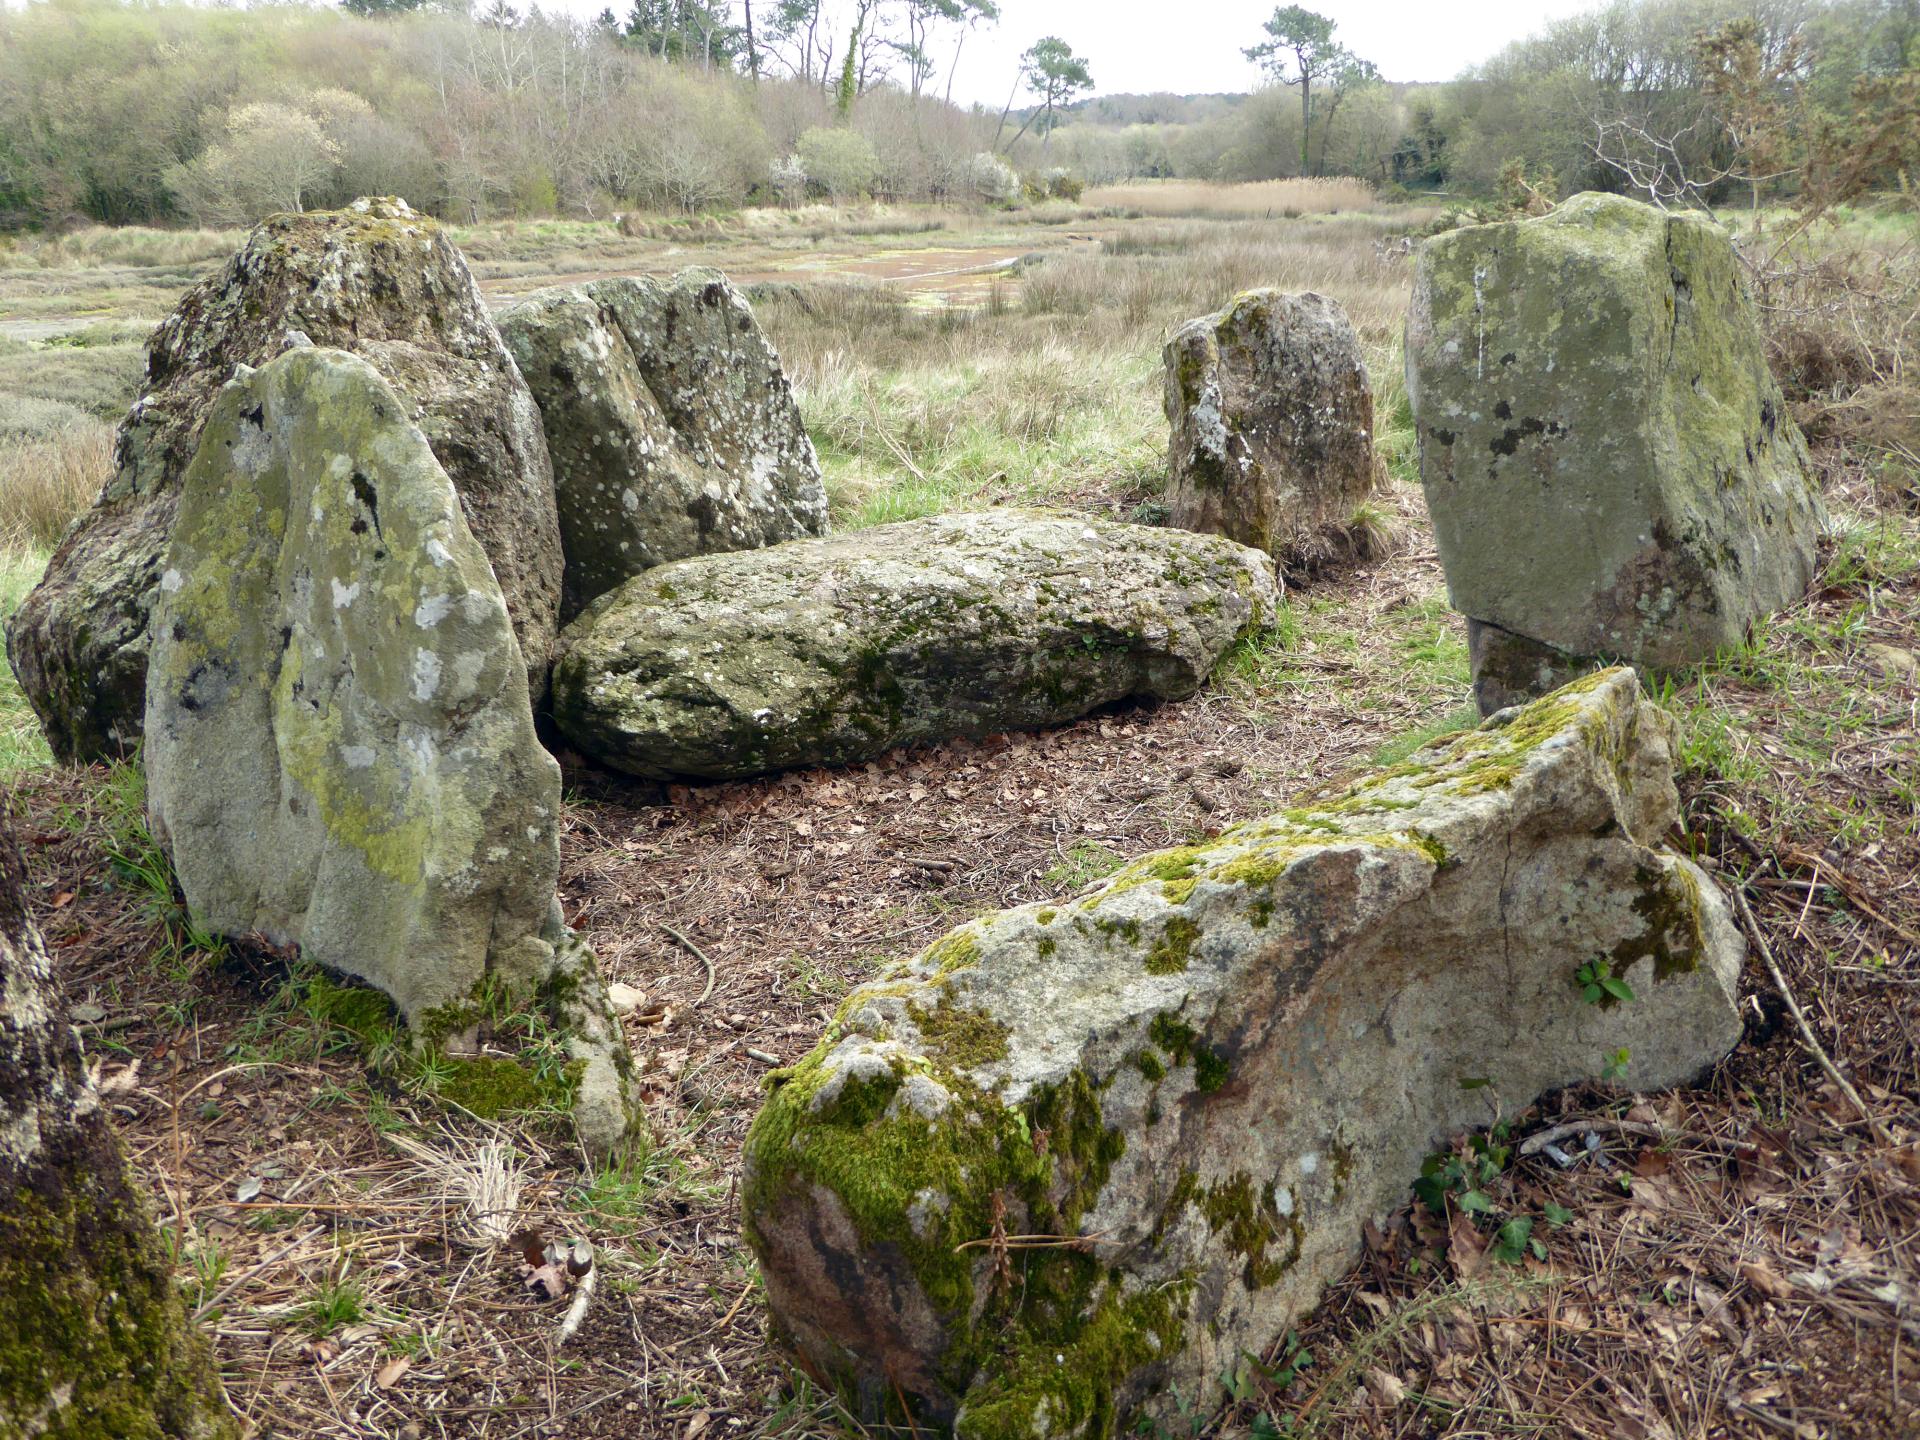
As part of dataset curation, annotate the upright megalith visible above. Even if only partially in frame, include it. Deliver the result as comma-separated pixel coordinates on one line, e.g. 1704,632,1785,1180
0,820,235,1439
1407,192,1825,713
499,271,828,621
144,346,635,1156
744,669,1743,1437
6,197,564,763
1164,290,1376,566
551,510,1277,780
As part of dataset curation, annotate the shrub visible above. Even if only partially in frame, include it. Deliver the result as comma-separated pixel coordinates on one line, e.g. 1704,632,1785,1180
796,128,879,201
965,151,1019,206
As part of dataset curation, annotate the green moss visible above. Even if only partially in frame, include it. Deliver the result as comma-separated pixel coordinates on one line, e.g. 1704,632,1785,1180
1,1169,234,1438
303,973,398,1045
907,991,1012,1070
430,1053,578,1119
746,1032,1151,1434
921,930,982,976
1134,1049,1166,1083
953,1274,1195,1440
1608,860,1709,981
1193,1048,1230,1094
1144,916,1200,975
1188,1173,1301,1289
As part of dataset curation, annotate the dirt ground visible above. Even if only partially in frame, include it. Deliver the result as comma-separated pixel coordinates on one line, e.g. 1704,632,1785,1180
10,456,1918,1439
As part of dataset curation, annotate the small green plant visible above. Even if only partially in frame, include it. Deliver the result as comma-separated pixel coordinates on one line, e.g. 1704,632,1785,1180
92,759,227,974
1491,1216,1545,1264
1574,957,1635,1006
1600,1046,1632,1083
301,1269,365,1335
1413,1123,1511,1215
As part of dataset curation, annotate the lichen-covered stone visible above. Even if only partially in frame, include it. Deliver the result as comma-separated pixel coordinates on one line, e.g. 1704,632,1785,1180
743,668,1742,1437
143,346,635,1157
499,270,827,621
1406,192,1825,713
1163,290,1376,565
6,197,563,762
551,510,1277,780
0,819,235,1439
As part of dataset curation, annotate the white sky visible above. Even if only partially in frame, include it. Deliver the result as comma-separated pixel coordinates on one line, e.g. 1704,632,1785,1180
0,0,1603,102
921,0,1600,107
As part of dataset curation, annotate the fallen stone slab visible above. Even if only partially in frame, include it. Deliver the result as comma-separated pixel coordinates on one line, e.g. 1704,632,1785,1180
550,509,1278,779
743,667,1742,1436
7,197,563,762
1406,192,1825,713
499,271,828,621
1164,289,1377,566
144,345,635,1156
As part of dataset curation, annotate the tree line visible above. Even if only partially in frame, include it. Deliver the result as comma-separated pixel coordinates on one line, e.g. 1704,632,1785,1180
0,0,1911,230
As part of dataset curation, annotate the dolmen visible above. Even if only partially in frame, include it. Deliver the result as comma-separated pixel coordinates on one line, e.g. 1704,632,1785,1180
743,668,1743,1437
1407,192,1825,713
8,197,564,762
5,197,1287,1157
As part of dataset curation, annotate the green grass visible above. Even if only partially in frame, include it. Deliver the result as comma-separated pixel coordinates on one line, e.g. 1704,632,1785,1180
0,548,50,774
1043,840,1127,890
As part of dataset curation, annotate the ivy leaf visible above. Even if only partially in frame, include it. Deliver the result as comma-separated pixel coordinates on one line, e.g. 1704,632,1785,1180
1491,1216,1533,1264
1457,1189,1494,1214
1543,1201,1575,1227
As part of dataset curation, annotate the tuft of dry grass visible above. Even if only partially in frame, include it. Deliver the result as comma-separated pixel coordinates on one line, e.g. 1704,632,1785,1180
0,420,110,552
1083,177,1386,220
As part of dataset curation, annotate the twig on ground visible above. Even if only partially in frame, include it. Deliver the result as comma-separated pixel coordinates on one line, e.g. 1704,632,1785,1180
663,922,718,1005
1734,884,1896,1147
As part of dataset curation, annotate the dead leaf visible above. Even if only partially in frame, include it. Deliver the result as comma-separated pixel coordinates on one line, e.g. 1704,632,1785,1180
1362,1367,1407,1406
375,1355,411,1388
1740,1260,1793,1299
51,889,74,909
525,1262,568,1302
1448,1207,1490,1278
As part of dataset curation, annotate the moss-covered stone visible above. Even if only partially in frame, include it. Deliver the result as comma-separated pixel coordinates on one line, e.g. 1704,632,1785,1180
498,272,827,623
1407,192,1825,710
744,669,1745,1438
551,510,1279,781
143,346,638,1158
1164,290,1376,567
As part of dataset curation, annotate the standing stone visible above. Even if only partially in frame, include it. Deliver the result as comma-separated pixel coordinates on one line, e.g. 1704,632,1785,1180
499,271,828,622
551,510,1277,780
1407,192,1825,714
1163,290,1376,566
6,197,563,763
0,820,235,1438
743,668,1743,1438
144,346,635,1157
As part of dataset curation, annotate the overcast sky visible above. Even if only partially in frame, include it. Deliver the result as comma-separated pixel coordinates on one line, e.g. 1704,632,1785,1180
922,0,1599,107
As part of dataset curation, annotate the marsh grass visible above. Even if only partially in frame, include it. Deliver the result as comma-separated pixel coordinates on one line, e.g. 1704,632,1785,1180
757,209,1425,527
0,422,110,551
0,224,245,271
0,547,50,775
1083,177,1388,219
